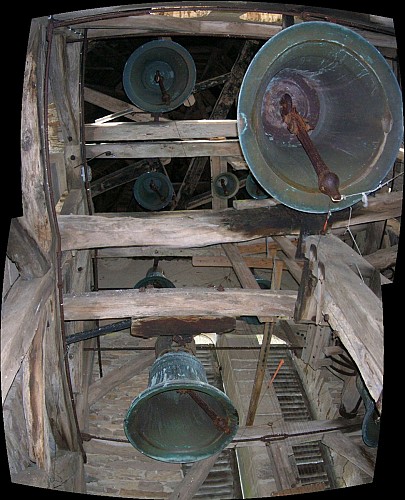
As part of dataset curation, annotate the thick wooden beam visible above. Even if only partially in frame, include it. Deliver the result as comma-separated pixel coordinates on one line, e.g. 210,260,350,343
1,271,53,402
57,205,310,251
62,288,298,321
131,315,236,338
6,217,50,279
85,139,241,159
90,160,151,197
192,255,282,270
85,120,238,141
304,235,384,405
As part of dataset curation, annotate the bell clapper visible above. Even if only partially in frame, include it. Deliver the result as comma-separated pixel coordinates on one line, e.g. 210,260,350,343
154,70,171,105
279,93,342,203
178,389,231,434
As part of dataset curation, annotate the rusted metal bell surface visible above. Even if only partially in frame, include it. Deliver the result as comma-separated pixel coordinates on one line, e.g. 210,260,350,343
124,351,239,463
237,21,403,213
123,39,196,113
133,172,174,211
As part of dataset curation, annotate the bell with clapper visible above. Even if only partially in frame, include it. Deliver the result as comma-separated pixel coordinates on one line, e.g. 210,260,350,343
124,345,239,463
237,21,403,213
123,39,196,114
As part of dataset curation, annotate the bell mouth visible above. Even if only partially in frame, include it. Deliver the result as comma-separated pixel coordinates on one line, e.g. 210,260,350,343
238,21,403,213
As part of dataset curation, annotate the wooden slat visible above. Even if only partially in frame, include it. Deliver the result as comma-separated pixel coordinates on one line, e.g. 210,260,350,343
131,315,236,338
62,288,298,321
85,120,238,141
85,139,241,158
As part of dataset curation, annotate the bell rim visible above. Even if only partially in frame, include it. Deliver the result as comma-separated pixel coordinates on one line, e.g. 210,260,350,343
237,21,403,214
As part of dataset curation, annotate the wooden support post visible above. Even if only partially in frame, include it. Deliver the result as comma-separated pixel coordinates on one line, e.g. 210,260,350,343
167,452,221,500
211,156,229,210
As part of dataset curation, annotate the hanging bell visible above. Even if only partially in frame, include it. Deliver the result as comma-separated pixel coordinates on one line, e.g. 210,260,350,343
246,173,269,200
133,172,174,211
124,350,239,463
237,21,403,213
123,39,196,113
212,172,240,199
133,266,176,289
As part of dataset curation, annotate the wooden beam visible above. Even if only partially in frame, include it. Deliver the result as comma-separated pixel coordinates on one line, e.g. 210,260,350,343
192,255,282,270
168,452,221,500
304,235,384,405
322,432,376,477
88,352,155,406
85,120,238,142
1,271,53,402
62,288,298,321
130,315,236,338
85,139,241,159
6,217,50,279
57,205,310,251
83,86,169,122
90,160,151,197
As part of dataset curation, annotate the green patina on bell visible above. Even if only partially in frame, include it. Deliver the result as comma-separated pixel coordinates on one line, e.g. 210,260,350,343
124,351,239,463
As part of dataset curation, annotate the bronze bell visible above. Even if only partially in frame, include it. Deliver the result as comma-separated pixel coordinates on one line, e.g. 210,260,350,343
124,350,239,463
123,39,196,113
212,172,240,199
237,21,403,213
133,172,174,211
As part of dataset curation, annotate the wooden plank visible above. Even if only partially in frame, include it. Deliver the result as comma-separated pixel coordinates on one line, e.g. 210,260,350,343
131,315,236,338
192,255,282,270
267,440,300,490
211,157,228,210
305,235,383,404
272,483,326,496
62,288,298,321
1,271,54,402
85,120,238,141
88,352,155,406
85,139,241,158
57,204,307,251
69,14,282,40
364,244,398,271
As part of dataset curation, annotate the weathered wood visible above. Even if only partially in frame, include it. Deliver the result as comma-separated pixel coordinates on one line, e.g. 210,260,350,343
131,315,236,338
63,288,298,321
322,431,376,477
1,271,54,402
85,119,238,141
56,205,309,251
90,160,151,197
168,452,221,500
267,440,301,490
211,157,229,210
85,139,241,159
88,352,155,406
84,86,169,122
272,483,326,496
364,244,398,270
6,217,50,278
305,235,384,405
192,255,282,270
20,18,52,258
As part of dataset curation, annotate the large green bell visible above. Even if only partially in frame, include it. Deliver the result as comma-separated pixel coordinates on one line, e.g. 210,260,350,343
124,350,239,463
123,39,196,113
238,21,403,213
